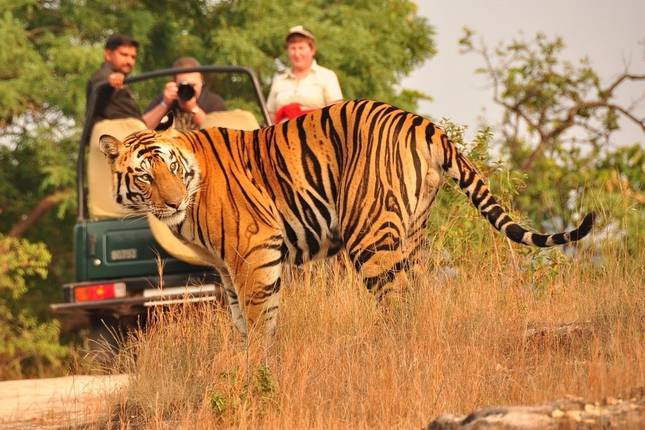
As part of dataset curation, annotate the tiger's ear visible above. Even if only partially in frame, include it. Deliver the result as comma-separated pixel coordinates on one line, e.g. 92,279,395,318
99,135,123,162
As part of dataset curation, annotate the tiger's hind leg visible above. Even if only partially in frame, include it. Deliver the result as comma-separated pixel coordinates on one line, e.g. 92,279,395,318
348,238,414,305
346,210,430,306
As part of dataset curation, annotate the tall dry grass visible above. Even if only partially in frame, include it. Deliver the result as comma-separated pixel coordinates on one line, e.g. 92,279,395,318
102,228,644,429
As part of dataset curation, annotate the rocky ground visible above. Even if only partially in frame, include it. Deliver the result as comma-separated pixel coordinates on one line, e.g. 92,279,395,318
426,322,645,429
426,388,645,429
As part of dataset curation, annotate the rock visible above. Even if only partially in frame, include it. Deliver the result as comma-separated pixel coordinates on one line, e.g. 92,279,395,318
523,321,595,349
425,389,645,429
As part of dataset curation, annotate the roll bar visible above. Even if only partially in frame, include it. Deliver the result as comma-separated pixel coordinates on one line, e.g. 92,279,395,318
77,65,271,221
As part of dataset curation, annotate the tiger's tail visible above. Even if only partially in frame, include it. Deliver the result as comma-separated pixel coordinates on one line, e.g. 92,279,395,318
433,128,594,247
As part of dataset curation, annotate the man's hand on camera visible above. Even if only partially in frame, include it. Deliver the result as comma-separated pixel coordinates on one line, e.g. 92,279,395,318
162,81,178,108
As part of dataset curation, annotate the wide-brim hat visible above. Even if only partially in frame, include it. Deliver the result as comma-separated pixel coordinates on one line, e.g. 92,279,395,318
286,25,316,42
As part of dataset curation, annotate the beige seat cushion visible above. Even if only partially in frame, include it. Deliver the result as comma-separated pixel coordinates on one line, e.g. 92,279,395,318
88,118,147,219
147,214,215,267
200,109,260,130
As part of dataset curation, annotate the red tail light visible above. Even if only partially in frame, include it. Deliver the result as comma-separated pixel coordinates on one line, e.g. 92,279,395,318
74,282,126,302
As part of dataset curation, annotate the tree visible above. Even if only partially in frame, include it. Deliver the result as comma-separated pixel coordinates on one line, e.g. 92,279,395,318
457,29,644,230
459,29,644,171
0,235,69,379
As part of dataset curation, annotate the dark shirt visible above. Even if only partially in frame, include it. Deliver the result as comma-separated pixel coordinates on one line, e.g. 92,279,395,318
145,88,227,130
86,62,141,129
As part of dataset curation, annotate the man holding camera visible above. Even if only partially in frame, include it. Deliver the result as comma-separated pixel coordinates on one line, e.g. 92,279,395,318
144,57,226,131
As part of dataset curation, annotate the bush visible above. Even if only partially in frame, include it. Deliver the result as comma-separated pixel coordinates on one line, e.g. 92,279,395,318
0,235,69,379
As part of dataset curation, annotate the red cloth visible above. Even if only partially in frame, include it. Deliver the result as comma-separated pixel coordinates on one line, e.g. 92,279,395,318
274,102,315,123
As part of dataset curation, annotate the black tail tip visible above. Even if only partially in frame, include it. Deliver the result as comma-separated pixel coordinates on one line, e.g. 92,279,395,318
571,212,595,241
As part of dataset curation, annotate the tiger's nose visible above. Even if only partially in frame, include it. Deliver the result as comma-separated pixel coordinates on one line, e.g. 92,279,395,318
165,198,182,209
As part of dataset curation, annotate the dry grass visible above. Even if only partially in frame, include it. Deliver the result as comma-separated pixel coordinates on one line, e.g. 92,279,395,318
105,236,644,429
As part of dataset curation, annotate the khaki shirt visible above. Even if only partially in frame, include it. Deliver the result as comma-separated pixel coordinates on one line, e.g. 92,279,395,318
267,61,343,120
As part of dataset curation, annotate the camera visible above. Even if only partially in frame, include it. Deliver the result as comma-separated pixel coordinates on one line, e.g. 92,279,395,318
177,82,196,101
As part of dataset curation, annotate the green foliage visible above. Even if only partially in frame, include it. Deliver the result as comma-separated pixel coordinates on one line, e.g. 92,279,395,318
0,235,49,297
210,365,277,417
209,392,227,414
455,28,643,248
0,1,100,122
459,28,643,170
0,234,69,379
0,8,47,125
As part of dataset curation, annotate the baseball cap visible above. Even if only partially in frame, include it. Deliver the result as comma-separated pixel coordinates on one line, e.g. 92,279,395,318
286,25,316,42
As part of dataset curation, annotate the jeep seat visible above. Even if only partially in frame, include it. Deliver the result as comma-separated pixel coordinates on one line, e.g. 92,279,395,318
200,109,260,130
88,118,147,219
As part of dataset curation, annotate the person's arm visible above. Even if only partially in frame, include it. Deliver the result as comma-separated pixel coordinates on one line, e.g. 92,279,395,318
142,82,177,129
323,70,343,106
87,66,115,119
177,89,211,127
142,101,169,129
192,106,207,127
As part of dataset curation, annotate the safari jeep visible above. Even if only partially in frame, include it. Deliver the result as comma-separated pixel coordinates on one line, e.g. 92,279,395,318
50,66,272,338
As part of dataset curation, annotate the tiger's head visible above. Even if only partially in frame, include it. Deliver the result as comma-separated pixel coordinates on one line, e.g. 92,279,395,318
99,130,200,226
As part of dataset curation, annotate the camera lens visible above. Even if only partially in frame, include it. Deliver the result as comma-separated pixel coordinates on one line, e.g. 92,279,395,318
177,83,196,101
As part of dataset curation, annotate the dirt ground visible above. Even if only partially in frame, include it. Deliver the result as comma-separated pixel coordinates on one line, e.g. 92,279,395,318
0,374,127,429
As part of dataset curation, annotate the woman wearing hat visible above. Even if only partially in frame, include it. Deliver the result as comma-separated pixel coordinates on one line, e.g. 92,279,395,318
267,25,343,123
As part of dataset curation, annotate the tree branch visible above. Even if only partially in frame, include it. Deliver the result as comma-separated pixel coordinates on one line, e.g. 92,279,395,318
521,100,605,170
521,78,644,170
7,191,70,238
521,139,550,171
467,32,644,172
604,73,645,96
608,103,645,132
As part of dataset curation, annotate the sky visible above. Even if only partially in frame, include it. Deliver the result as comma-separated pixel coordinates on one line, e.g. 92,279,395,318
402,0,645,146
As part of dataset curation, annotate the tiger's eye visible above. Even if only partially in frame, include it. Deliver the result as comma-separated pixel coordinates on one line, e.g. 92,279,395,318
170,161,178,173
139,173,153,183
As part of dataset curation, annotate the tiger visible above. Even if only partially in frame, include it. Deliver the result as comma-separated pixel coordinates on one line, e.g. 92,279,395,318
99,99,594,339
